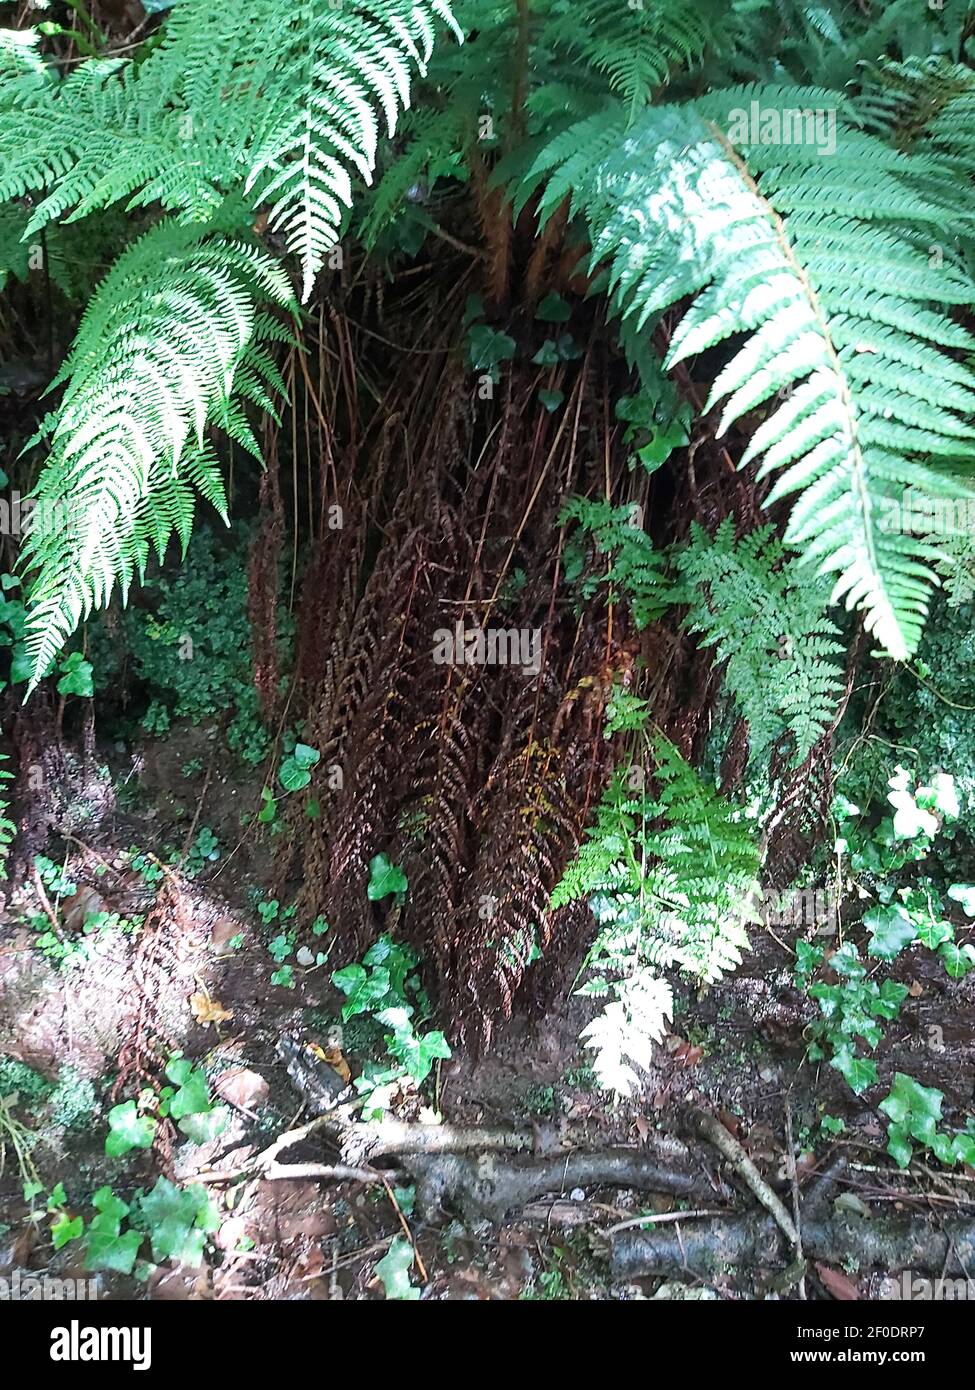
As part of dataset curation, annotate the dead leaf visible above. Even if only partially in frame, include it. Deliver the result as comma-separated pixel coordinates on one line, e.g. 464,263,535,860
815,1262,860,1301
321,1045,351,1085
908,979,924,998
672,1042,704,1068
718,1109,742,1139
190,991,234,1026
63,886,106,933
216,1067,269,1110
210,917,243,952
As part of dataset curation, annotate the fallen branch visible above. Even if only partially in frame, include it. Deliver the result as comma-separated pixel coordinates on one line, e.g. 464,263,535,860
612,1213,975,1281
262,1161,383,1184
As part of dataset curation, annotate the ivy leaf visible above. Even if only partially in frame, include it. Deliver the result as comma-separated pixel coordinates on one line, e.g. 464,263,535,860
864,904,916,960
939,941,975,979
92,1186,129,1225
332,963,391,1019
83,1188,141,1273
386,1023,450,1084
885,1123,915,1170
375,1236,421,1300
105,1100,156,1156
165,1059,210,1118
535,292,571,322
948,884,975,918
279,743,320,792
56,651,94,697
920,773,959,820
84,1223,143,1274
952,1133,975,1168
880,1073,944,1151
367,853,408,901
914,913,953,950
538,388,564,412
138,1178,218,1266
887,772,938,840
51,1213,83,1249
178,1106,229,1144
830,1044,877,1096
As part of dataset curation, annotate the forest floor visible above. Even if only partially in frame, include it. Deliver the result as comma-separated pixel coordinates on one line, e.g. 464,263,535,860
2,718,975,1301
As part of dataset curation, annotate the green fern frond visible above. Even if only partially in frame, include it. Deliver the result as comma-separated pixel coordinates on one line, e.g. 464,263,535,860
240,0,462,297
559,496,667,630
673,519,845,768
556,735,760,1095
526,91,975,659
19,218,297,682
546,0,716,121
0,0,461,296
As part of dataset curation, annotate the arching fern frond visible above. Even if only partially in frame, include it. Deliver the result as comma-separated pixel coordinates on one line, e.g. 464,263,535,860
525,91,975,659
239,0,462,298
0,0,461,297
20,218,296,682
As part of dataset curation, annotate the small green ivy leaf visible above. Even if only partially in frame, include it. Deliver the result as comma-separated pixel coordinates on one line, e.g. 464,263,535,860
279,743,320,792
375,1235,421,1300
830,1044,877,1096
139,1177,218,1266
367,853,408,901
332,963,391,1019
948,884,975,918
51,1212,84,1249
178,1106,229,1144
84,1223,143,1274
880,1073,944,1150
165,1058,210,1118
105,1101,156,1157
56,651,94,698
939,941,975,979
383,1023,453,1084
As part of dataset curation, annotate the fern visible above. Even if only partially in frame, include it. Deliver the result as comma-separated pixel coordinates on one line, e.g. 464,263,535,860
556,736,760,1095
673,519,845,769
545,0,716,121
19,216,296,681
559,497,667,630
525,91,975,659
0,1,461,297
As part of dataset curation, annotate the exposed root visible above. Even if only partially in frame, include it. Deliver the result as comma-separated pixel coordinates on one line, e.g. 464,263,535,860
402,1149,730,1224
611,1214,975,1282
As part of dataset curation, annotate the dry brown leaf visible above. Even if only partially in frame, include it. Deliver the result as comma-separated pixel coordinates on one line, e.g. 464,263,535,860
815,1262,860,1301
190,991,234,1026
322,1045,351,1085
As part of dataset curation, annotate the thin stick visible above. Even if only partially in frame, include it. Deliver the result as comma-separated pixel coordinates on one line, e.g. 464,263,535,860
604,1209,728,1236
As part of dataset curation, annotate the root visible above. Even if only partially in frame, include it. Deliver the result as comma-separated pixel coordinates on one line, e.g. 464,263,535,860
403,1150,729,1224
611,1214,975,1282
